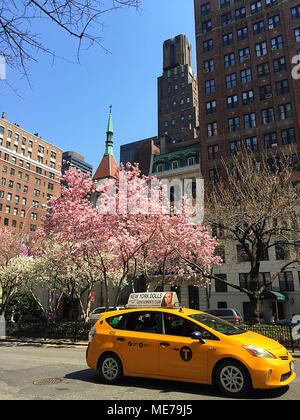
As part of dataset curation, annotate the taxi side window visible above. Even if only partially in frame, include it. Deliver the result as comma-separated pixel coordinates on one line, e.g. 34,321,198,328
124,311,162,334
163,313,217,340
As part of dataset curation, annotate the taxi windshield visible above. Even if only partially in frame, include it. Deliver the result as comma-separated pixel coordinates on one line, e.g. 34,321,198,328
189,313,246,336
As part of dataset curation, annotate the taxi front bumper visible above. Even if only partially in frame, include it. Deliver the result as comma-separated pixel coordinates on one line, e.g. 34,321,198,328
245,353,296,389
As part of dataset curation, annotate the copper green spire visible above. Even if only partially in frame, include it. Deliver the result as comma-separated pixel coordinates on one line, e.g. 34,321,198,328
105,105,114,156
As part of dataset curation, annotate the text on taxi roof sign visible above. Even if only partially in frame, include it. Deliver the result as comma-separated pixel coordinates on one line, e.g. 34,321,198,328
126,292,179,308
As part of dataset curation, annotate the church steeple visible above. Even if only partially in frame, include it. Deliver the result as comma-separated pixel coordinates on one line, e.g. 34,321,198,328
93,105,118,181
105,105,114,156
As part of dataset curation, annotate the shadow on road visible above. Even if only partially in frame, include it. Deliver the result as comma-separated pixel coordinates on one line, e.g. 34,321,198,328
64,368,290,400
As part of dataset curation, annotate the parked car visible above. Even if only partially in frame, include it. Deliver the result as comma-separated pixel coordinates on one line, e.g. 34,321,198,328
276,314,300,326
203,308,243,324
89,306,124,321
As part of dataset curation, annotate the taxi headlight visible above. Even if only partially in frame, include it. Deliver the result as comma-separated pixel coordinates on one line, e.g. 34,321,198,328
88,326,97,343
242,345,276,358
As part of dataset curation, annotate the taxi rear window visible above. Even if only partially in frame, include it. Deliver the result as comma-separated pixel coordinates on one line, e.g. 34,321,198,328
106,315,125,329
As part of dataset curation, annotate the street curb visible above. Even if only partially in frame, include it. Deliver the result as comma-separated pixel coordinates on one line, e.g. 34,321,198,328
0,337,88,347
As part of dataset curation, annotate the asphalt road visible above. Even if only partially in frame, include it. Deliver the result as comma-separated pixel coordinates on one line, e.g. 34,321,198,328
0,342,299,402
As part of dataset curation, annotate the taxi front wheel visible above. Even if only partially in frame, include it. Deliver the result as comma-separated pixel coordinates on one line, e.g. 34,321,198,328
214,359,252,398
97,352,123,384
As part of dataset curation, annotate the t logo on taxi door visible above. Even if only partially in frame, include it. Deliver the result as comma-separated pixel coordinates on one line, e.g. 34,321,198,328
180,347,192,361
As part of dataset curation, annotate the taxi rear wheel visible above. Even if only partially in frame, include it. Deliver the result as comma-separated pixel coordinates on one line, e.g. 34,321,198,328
98,353,123,384
214,359,252,398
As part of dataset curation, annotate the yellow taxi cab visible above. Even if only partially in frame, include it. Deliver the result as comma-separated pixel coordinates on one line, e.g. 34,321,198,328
86,292,296,397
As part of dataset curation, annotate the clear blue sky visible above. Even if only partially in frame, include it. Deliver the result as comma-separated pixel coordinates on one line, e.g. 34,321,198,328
1,0,196,174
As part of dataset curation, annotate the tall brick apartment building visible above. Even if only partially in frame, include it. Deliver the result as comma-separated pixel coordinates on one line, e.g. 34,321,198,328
0,113,62,233
157,34,199,153
194,0,300,185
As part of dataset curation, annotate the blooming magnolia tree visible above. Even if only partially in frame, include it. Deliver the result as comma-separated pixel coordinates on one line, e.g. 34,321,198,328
96,163,221,302
0,227,22,316
40,164,221,320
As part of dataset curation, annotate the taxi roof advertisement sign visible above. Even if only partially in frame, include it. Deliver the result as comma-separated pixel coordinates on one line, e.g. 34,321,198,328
127,292,179,308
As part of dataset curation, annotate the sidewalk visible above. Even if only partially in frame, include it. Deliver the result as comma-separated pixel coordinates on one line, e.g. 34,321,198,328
0,336,88,347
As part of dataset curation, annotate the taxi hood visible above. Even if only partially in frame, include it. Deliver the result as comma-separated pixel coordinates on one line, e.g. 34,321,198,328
227,330,283,351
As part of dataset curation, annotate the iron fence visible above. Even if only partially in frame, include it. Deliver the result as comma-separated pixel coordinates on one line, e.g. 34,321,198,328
242,324,300,352
3,320,300,351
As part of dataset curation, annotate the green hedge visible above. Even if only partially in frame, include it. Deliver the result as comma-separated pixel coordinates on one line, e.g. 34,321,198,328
6,320,92,341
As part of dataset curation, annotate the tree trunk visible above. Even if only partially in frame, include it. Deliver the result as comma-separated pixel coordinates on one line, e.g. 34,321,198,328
248,292,260,325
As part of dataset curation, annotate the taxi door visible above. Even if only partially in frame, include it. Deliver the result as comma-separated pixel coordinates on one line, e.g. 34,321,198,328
158,313,209,382
115,311,161,376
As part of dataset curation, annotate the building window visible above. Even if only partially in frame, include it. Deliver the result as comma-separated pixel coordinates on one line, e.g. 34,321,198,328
201,2,211,15
278,103,292,120
156,163,163,173
220,0,230,7
205,79,215,93
227,94,238,109
261,107,275,124
203,39,213,52
237,244,250,262
237,26,248,41
278,272,294,292
275,243,290,260
188,157,195,166
255,41,267,57
228,116,240,132
202,19,212,33
239,47,250,62
223,32,233,46
208,144,219,160
257,62,270,77
242,89,254,105
240,68,252,83
235,7,246,20
291,5,300,19
221,12,232,26
245,136,258,152
244,113,256,129
225,72,236,88
215,274,228,292
285,154,299,171
209,168,219,184
281,128,295,145
206,100,217,114
268,15,280,28
224,52,235,68
276,79,289,96
171,160,179,170
273,56,286,72
229,140,241,155
204,59,214,72
250,1,262,14
253,20,265,35
259,84,272,100
207,122,218,137
271,35,283,49
264,132,277,148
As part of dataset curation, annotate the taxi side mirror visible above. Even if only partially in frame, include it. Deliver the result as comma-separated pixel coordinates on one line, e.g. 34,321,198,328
191,331,206,344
